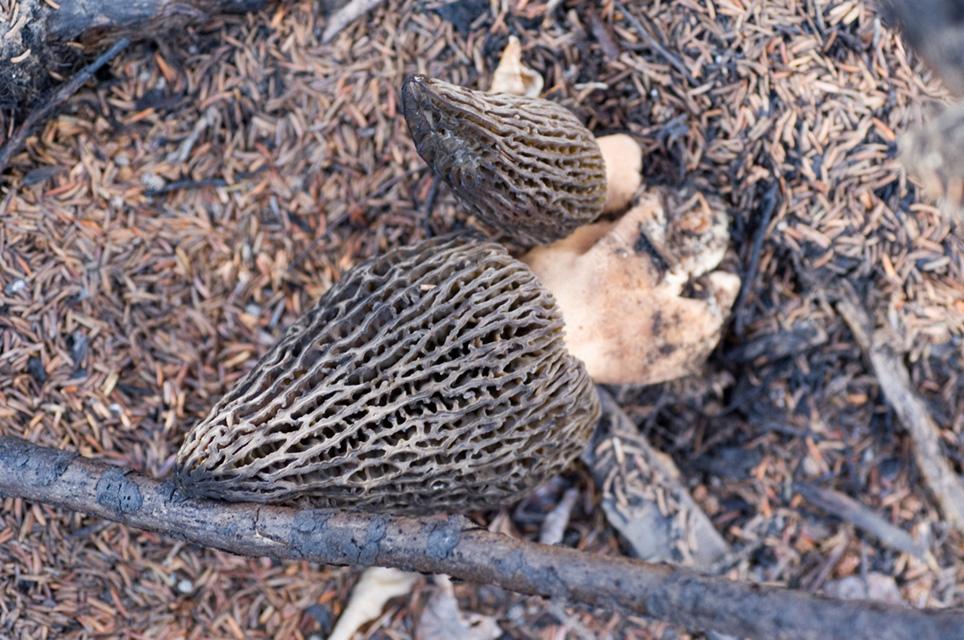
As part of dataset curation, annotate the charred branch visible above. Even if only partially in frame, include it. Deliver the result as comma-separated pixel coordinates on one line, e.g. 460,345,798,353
1,435,962,640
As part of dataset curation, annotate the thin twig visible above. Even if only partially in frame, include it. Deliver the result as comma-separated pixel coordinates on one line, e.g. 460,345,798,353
322,0,387,43
615,1,695,84
145,168,266,197
0,436,960,640
834,284,964,533
586,6,621,60
795,483,934,565
0,38,131,175
734,184,780,335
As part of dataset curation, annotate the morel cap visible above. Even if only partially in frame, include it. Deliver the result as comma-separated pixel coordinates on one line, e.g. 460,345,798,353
175,235,599,514
401,75,608,246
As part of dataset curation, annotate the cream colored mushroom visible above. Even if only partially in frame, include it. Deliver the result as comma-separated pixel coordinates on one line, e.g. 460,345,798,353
487,38,733,384
523,190,741,385
597,133,643,213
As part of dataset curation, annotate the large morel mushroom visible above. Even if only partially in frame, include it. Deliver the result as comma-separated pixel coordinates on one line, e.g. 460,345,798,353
175,236,600,514
401,75,608,245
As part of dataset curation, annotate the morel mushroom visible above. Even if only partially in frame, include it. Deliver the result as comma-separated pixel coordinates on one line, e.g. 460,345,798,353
175,236,599,514
401,75,607,245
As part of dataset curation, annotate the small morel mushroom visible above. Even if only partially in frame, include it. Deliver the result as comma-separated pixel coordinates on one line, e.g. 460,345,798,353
401,75,607,245
175,236,599,514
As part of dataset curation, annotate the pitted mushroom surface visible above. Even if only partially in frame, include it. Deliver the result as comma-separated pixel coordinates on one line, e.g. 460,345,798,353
175,235,599,514
401,75,607,245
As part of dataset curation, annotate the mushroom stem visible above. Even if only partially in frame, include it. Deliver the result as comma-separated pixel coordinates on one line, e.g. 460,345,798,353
597,133,643,213
524,190,740,385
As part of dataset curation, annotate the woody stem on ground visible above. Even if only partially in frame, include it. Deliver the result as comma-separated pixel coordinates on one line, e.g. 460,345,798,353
834,283,964,533
1,435,962,640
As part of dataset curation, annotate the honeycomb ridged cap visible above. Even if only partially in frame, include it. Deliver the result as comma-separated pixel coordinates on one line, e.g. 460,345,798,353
401,75,607,246
175,235,600,514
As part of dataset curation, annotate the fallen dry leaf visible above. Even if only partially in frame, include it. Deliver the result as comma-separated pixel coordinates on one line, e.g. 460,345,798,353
490,35,544,97
329,567,419,640
417,575,501,640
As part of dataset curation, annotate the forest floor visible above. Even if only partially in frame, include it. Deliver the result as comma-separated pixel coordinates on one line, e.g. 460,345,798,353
0,0,961,638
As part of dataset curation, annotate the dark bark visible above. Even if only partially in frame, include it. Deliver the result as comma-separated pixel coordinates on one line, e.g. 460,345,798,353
0,0,265,110
881,1,964,221
900,100,964,222
46,0,264,43
795,483,931,562
1,435,962,640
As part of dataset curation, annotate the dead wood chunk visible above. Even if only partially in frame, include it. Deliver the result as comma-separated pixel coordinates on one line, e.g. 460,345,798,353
881,0,964,95
401,75,607,246
902,100,964,222
175,235,600,514
583,390,730,568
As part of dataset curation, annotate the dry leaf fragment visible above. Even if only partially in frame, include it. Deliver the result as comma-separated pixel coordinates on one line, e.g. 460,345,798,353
489,35,544,97
416,575,501,640
538,487,579,545
329,567,419,640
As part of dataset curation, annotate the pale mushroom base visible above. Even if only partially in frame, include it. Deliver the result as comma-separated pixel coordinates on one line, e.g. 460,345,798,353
524,190,741,386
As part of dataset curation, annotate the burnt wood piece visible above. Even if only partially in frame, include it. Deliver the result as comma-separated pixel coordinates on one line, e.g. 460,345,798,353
881,0,964,95
0,0,264,109
2,435,963,640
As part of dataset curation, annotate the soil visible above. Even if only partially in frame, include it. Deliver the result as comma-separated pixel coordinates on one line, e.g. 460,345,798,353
0,0,961,638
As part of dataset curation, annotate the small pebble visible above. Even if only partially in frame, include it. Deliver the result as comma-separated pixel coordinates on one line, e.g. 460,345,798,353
304,603,333,635
4,279,26,296
141,173,166,191
176,578,194,594
69,330,88,366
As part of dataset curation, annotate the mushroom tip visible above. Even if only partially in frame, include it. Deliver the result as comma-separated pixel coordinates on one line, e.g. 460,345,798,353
400,74,429,106
399,75,608,245
400,74,434,139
